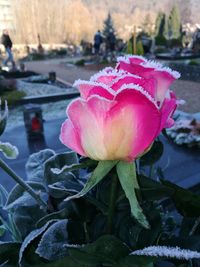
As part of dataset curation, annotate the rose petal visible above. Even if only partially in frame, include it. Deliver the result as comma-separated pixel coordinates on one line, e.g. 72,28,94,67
73,80,114,100
111,75,157,98
159,92,177,131
113,88,161,160
117,57,180,103
60,119,86,156
65,87,161,161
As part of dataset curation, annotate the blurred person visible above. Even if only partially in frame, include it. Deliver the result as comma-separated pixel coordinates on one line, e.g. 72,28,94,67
1,29,15,69
94,30,103,54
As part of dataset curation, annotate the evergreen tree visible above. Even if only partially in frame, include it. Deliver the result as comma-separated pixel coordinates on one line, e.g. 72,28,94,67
168,5,181,39
102,13,116,39
163,14,169,40
155,12,165,36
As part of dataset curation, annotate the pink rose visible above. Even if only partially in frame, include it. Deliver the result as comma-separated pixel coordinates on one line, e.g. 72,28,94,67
60,56,180,161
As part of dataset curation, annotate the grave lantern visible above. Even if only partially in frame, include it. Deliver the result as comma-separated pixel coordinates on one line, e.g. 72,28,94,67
23,104,44,139
48,71,56,83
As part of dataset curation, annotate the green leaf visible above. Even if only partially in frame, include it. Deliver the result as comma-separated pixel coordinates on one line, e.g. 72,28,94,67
47,253,97,267
138,175,173,201
140,140,164,166
0,142,18,159
116,161,150,229
47,173,83,199
19,220,58,267
64,235,130,266
25,149,55,182
5,182,47,239
36,219,68,261
160,179,200,217
36,208,70,228
0,242,21,266
64,160,118,202
13,204,47,239
5,182,46,209
0,225,6,237
137,207,162,248
44,151,79,186
0,100,8,136
0,184,8,207
115,254,155,267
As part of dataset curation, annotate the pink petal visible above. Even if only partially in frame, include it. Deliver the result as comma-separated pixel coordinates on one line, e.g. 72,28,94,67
149,70,176,103
117,59,180,103
60,119,86,156
113,88,161,160
129,55,146,64
90,68,127,85
67,96,116,160
64,88,161,161
159,93,177,131
111,75,157,98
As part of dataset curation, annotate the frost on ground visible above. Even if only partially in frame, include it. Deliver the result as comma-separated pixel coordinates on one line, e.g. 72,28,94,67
6,100,71,131
166,111,200,147
17,80,77,96
5,80,77,131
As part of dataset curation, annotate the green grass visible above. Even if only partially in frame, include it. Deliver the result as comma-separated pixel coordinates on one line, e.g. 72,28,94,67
0,91,26,106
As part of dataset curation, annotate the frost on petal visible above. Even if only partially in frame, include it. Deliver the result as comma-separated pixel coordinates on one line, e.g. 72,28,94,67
90,68,126,85
131,246,200,260
111,75,157,99
117,57,180,103
73,80,114,100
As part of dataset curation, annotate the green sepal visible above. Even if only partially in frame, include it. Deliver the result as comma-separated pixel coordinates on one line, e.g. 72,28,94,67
64,160,118,202
116,160,150,229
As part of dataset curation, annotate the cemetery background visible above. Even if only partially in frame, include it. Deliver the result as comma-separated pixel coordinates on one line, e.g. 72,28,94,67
0,0,200,214
0,0,200,266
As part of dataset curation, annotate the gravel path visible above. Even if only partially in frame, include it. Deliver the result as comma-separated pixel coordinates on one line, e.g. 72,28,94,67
171,80,200,113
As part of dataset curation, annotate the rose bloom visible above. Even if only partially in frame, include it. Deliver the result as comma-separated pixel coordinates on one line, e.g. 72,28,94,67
60,55,181,161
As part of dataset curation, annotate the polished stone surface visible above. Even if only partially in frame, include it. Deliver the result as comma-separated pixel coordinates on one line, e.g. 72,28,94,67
0,117,199,192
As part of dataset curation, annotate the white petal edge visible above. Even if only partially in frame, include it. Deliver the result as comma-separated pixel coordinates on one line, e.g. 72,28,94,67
141,60,181,79
111,73,142,86
73,79,116,95
90,68,127,82
117,55,147,64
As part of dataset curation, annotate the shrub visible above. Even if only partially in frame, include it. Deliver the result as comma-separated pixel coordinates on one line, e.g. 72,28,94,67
188,60,199,66
75,59,85,66
155,35,167,46
125,39,144,56
169,38,182,48
0,90,26,106
29,53,45,61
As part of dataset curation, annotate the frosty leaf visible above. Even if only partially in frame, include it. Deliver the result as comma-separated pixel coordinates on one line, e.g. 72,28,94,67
19,220,58,266
36,219,69,261
0,100,8,136
0,142,18,159
131,246,200,260
25,149,55,182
